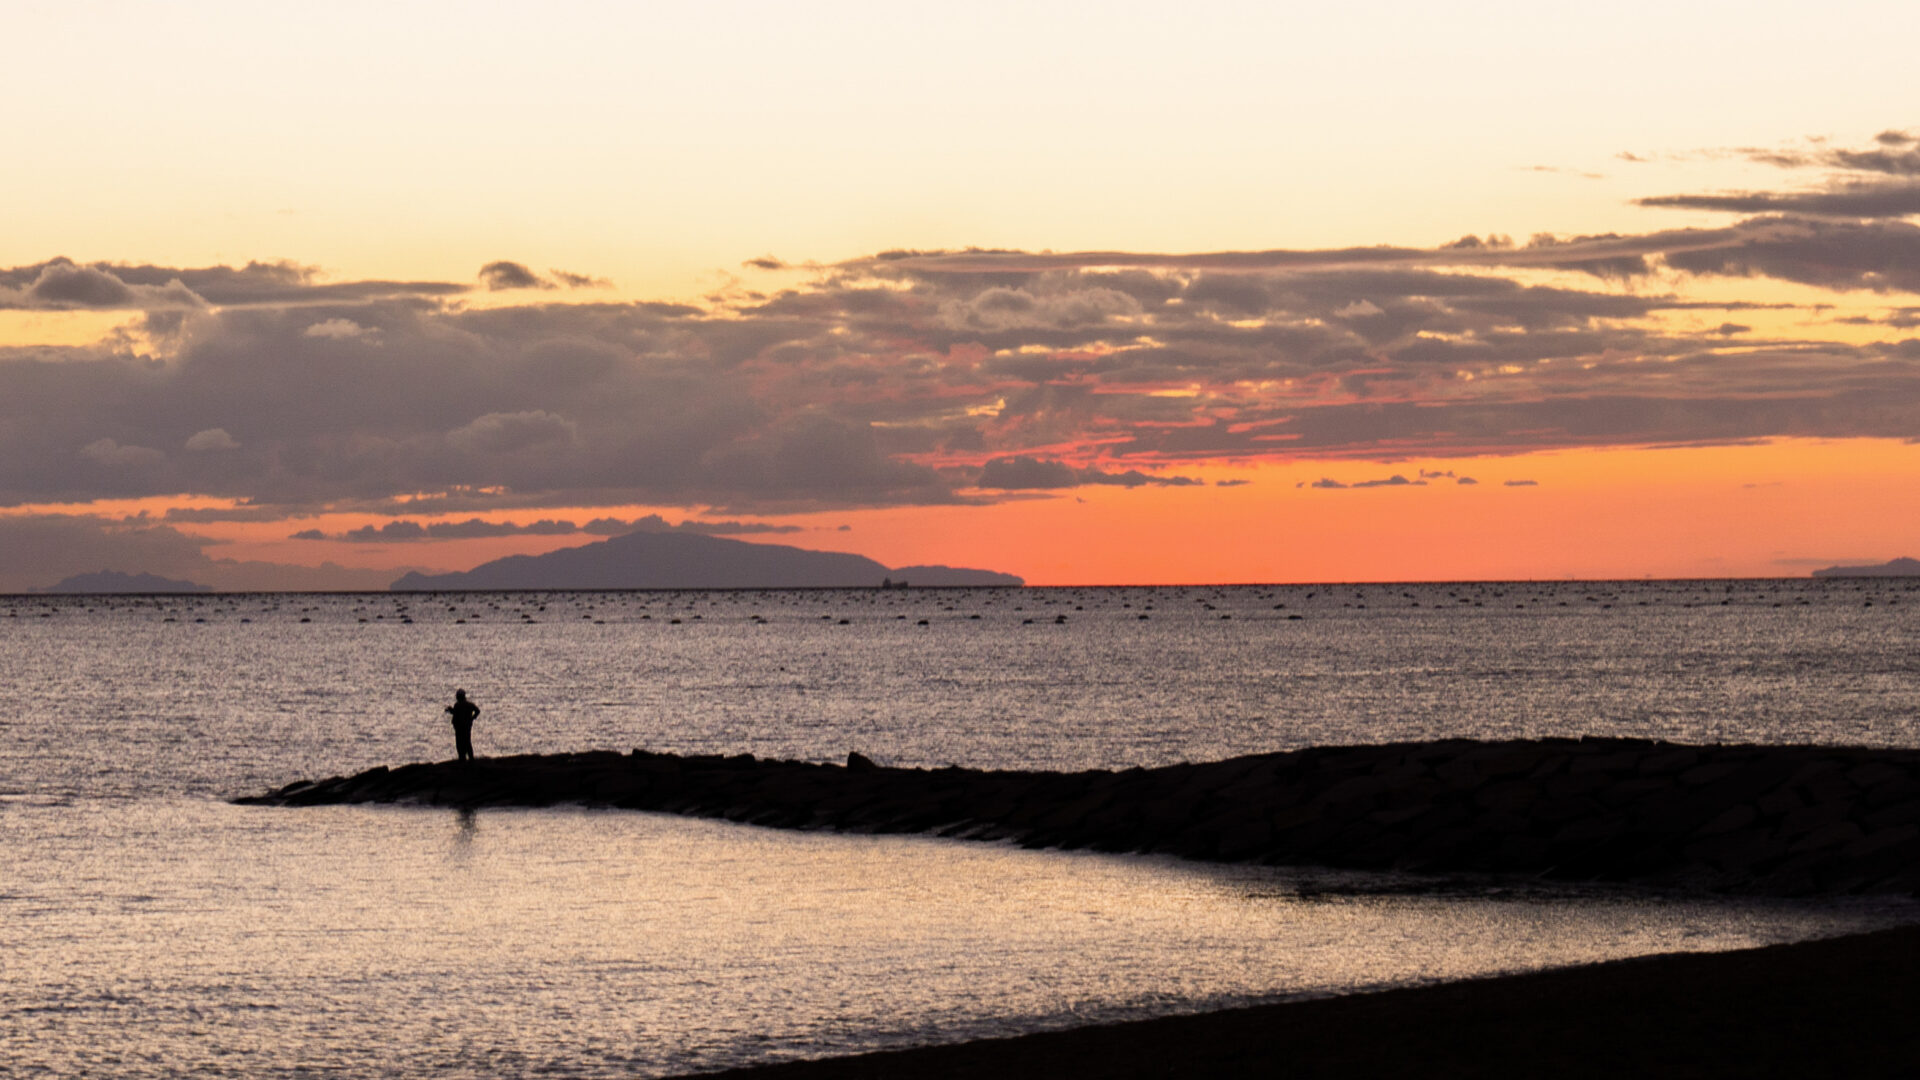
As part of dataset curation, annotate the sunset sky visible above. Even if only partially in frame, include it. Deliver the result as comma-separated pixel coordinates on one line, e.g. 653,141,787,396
5,1,1920,589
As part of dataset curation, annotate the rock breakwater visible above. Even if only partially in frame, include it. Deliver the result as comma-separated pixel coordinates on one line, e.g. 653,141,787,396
237,738,1920,896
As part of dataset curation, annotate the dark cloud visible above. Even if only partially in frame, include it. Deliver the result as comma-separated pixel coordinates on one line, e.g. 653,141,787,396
30,262,136,307
1441,234,1513,250
145,261,464,306
1090,469,1204,488
1736,131,1920,176
342,520,429,542
166,505,303,524
1643,132,1920,219
0,258,466,309
0,259,206,311
1505,479,1539,487
1637,182,1920,219
286,513,805,541
4,249,1913,513
743,257,788,271
184,428,240,451
550,269,612,289
477,265,614,292
584,514,802,536
976,456,1202,490
1659,217,1920,292
855,230,1698,278
80,438,166,469
432,517,578,539
447,410,581,455
1827,147,1920,176
0,514,215,592
479,261,555,291
1302,472,1517,491
0,514,402,592
697,413,958,509
297,517,584,542
976,457,1078,489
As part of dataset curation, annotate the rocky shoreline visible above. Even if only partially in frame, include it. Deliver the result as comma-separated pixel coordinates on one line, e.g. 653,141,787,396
237,737,1920,896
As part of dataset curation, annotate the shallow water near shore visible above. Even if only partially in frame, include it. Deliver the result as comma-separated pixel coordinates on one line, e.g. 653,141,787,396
5,581,1920,1076
4,797,1909,1079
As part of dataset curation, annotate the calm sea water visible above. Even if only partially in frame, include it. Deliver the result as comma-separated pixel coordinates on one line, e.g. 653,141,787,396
4,580,1918,1077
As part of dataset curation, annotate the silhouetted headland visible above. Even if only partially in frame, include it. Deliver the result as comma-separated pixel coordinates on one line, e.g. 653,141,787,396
238,738,1920,896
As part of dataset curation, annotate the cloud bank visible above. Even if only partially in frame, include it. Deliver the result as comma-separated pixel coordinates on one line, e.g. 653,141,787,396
2,130,1917,533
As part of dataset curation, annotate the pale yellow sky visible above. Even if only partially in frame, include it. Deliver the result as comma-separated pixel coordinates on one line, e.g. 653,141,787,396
6,0,1916,298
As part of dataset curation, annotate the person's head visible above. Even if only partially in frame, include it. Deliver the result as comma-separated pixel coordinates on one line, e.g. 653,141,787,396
455,689,467,700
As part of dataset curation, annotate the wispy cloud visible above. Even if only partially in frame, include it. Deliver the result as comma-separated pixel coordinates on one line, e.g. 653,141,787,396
1637,130,1920,220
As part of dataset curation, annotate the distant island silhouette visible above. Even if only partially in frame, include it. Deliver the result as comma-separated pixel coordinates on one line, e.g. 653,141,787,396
389,530,1023,590
1811,556,1920,578
34,570,212,594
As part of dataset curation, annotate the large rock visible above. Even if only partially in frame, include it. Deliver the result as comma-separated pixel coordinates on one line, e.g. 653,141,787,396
237,739,1920,896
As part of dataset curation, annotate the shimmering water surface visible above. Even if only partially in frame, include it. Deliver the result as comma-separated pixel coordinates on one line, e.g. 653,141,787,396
4,581,1919,1077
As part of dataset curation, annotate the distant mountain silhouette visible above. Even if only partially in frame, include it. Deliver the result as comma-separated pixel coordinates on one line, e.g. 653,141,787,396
389,530,1022,590
1811,556,1920,578
34,570,212,593
888,564,1025,587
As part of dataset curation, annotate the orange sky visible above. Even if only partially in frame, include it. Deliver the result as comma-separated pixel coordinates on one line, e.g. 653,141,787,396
834,442,1920,584
25,437,1903,588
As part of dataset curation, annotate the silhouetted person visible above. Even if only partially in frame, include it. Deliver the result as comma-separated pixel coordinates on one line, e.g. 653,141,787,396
446,689,479,762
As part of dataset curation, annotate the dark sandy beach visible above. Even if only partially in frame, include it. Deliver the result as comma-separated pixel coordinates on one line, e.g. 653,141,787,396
685,923,1920,1078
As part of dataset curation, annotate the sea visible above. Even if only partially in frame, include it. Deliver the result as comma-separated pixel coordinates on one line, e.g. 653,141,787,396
5,578,1919,1078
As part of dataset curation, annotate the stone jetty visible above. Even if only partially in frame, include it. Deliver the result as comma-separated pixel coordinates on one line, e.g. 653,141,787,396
236,738,1920,896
